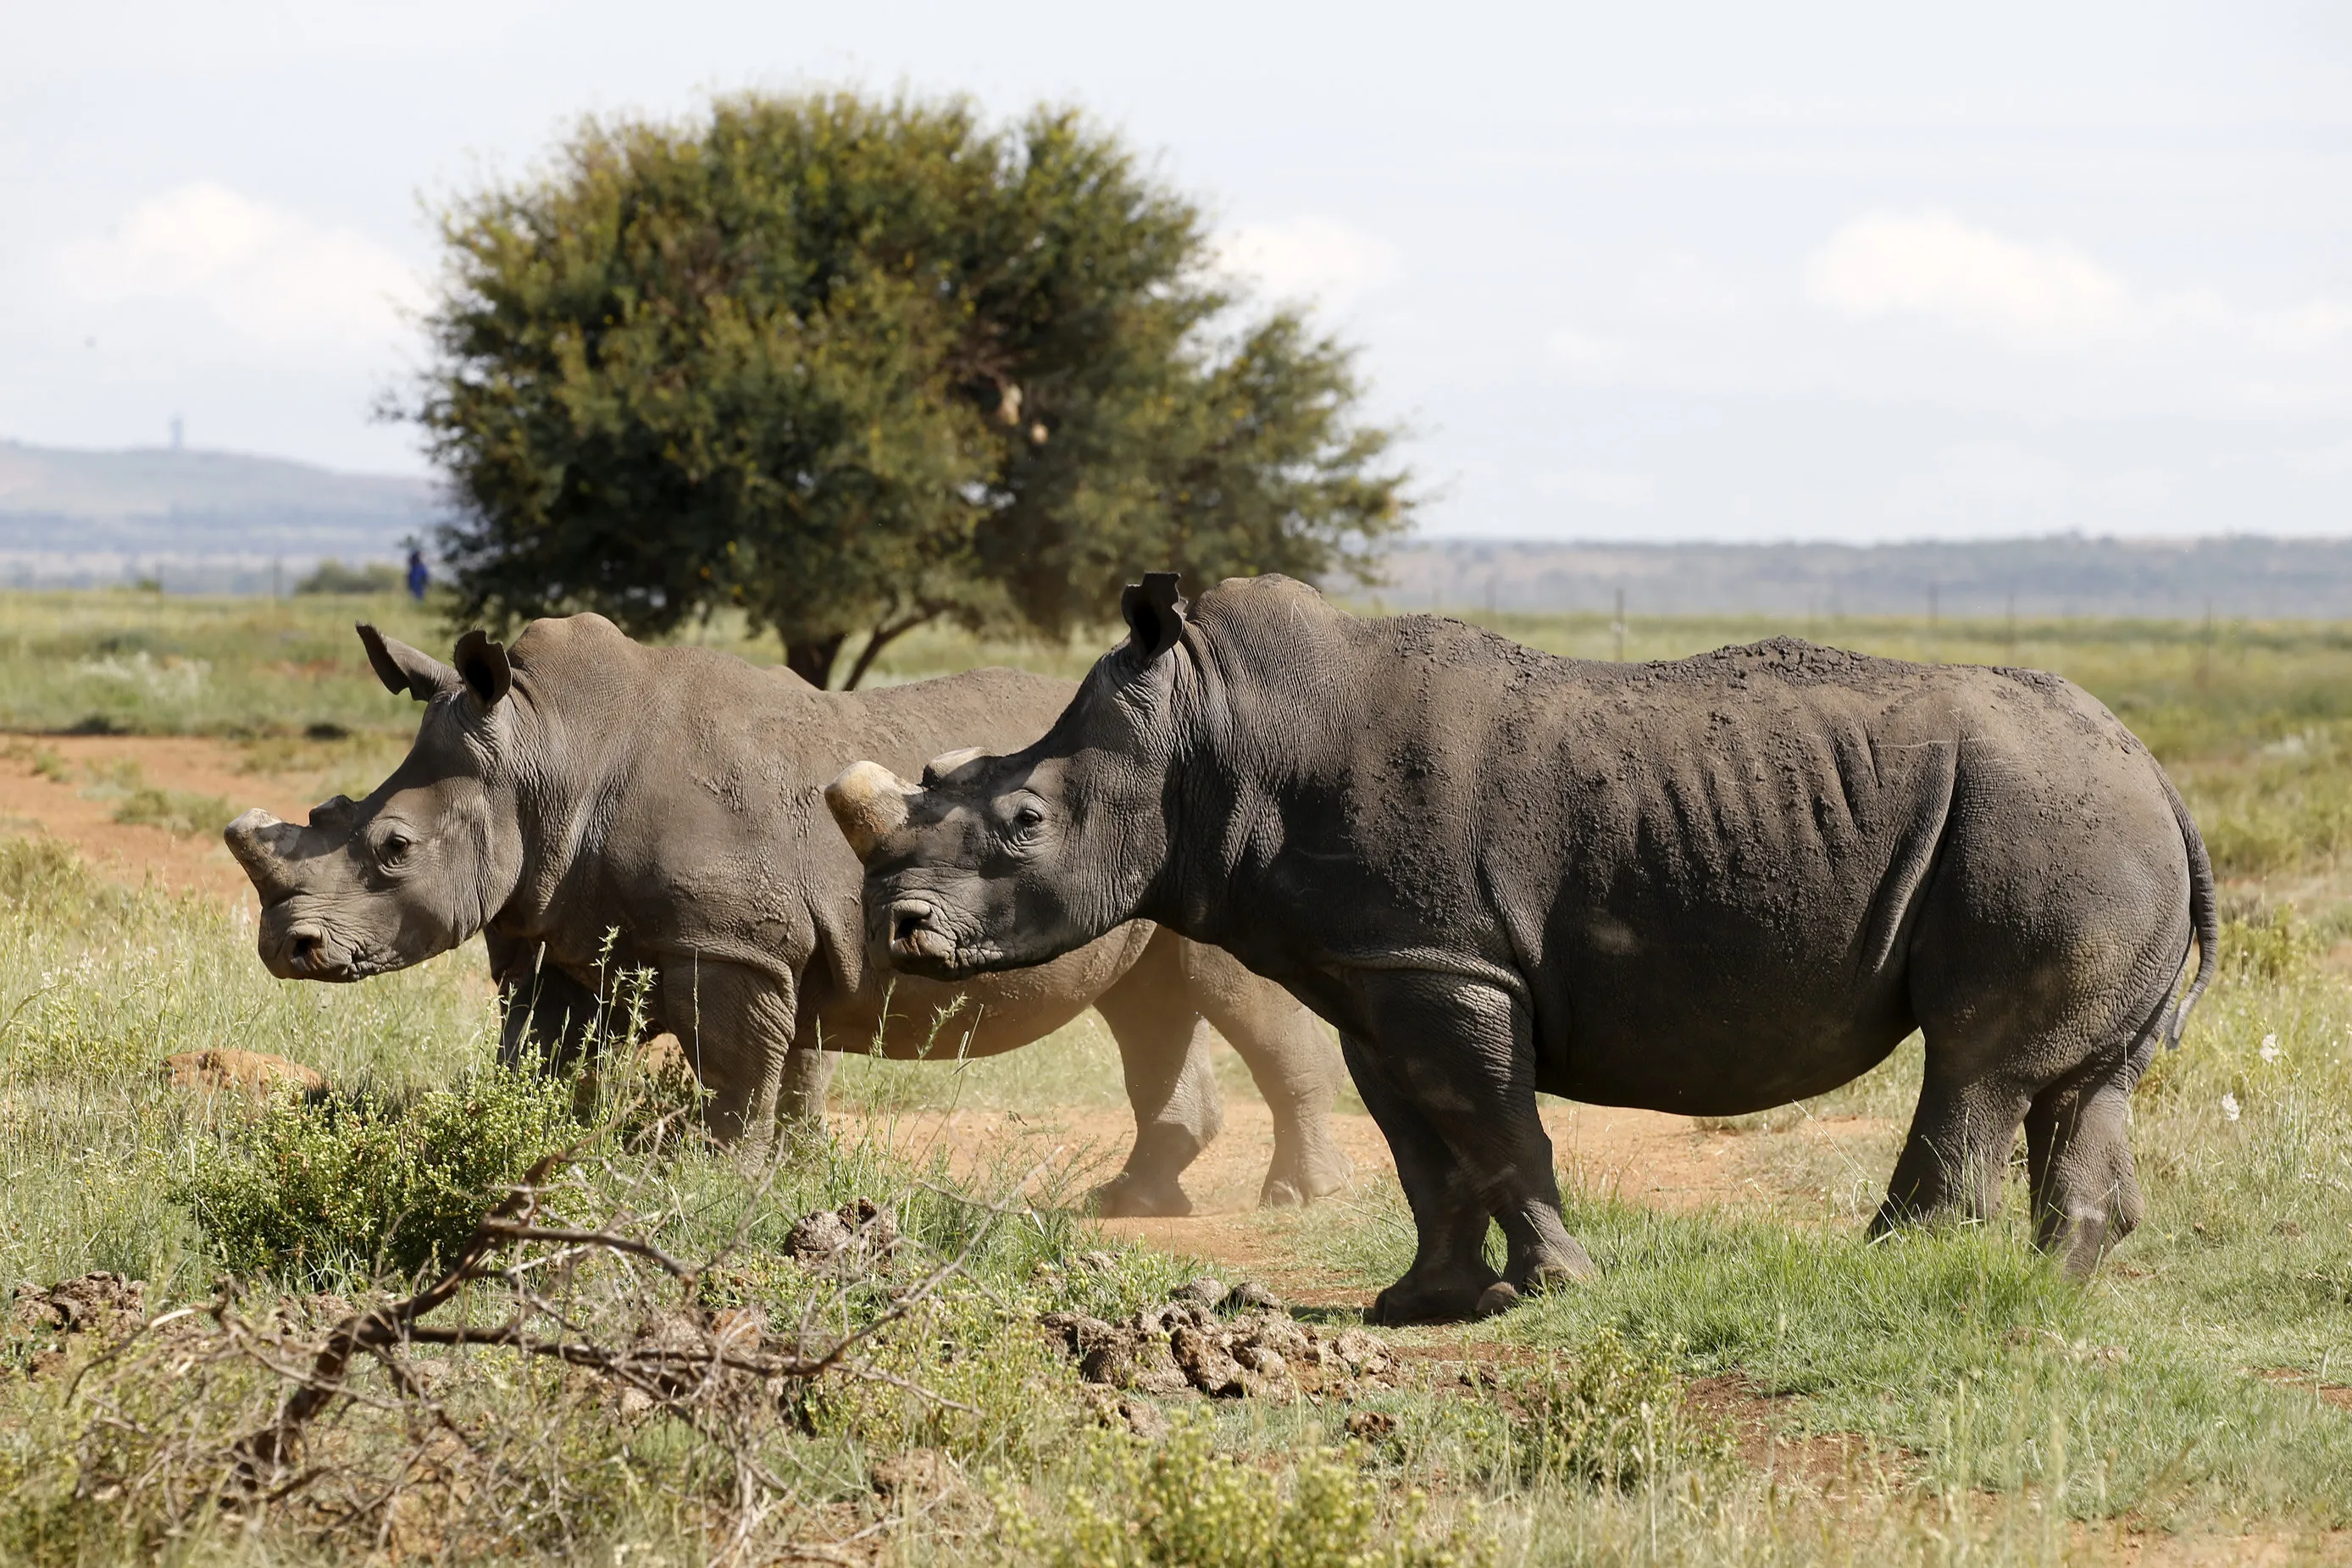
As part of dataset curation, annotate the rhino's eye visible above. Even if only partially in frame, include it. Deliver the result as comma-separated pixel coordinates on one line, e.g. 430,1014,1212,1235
1008,805,1046,838
380,832,414,863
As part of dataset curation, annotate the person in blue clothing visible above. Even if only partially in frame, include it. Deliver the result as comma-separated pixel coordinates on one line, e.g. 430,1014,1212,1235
406,549,430,602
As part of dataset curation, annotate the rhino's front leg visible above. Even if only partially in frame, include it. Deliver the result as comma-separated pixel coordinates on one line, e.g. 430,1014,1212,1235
1351,972,1595,1322
660,957,797,1151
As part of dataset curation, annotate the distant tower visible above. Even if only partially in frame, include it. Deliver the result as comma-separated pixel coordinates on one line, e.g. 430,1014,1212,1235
169,416,184,452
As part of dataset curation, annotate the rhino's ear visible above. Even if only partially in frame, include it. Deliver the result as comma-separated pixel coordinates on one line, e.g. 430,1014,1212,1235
358,623,458,701
452,630,513,709
1119,572,1188,662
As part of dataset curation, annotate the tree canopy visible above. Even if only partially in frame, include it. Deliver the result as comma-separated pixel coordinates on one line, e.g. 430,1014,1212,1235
407,91,1412,687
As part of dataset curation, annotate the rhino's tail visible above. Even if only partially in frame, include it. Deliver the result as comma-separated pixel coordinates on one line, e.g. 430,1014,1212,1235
2156,768,2220,1051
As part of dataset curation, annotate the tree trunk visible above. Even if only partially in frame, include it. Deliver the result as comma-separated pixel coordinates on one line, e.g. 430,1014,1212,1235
783,636,846,689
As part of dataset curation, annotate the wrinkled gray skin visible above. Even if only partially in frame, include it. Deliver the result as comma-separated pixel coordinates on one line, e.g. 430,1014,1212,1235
833,573,2218,1323
220,613,1351,1214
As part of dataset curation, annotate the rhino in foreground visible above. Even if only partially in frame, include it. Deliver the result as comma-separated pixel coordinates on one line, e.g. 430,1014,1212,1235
829,573,2219,1323
221,613,1351,1214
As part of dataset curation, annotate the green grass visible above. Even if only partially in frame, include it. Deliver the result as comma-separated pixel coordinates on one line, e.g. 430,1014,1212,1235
0,589,2346,1563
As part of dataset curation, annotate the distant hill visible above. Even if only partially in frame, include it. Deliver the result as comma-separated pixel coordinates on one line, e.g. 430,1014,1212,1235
1370,537,2352,622
0,441,437,586
6,442,2349,618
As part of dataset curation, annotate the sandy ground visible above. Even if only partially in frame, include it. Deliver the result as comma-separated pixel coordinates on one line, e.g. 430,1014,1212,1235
0,733,318,904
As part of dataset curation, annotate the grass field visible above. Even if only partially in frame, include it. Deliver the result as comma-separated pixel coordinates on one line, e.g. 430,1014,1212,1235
0,588,2344,1565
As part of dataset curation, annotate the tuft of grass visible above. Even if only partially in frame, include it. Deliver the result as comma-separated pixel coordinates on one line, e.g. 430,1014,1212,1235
1000,1418,1498,1568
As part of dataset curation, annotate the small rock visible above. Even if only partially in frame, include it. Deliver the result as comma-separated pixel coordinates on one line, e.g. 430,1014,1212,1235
785,1198,899,1267
1345,1410,1396,1442
1229,1281,1282,1310
162,1050,324,1097
1173,1277,1229,1310
1076,1249,1118,1273
709,1305,767,1355
871,1447,958,1499
785,1209,853,1263
1331,1330,1394,1377
1081,1385,1172,1439
1170,1323,1250,1397
1234,1344,1286,1377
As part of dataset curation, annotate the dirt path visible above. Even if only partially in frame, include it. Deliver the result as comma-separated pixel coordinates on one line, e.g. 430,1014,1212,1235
0,734,320,903
831,1098,1900,1307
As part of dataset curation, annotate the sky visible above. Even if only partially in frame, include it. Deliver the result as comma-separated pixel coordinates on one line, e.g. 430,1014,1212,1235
3,1,2349,542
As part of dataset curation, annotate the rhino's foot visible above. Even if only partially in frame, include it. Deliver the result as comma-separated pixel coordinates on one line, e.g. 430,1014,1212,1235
1256,1146,1353,1210
1367,1269,1501,1326
1090,1172,1194,1219
1519,1244,1598,1289
2035,1203,2133,1279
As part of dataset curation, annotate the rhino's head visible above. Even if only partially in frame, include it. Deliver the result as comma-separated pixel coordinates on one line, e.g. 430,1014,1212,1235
226,624,526,982
826,573,1194,980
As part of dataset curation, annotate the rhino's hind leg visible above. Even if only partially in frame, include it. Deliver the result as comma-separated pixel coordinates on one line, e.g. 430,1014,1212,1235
1090,955,1223,1218
1872,1067,2031,1236
2023,1039,2154,1277
1179,940,1353,1208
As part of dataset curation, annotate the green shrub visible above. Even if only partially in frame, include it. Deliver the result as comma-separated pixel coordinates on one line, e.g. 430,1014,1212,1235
173,1069,577,1284
1001,1420,1494,1568
294,559,403,596
1506,1327,1733,1491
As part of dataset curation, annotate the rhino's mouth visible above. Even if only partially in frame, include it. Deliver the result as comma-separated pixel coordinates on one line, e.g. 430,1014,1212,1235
883,898,1001,977
263,919,401,983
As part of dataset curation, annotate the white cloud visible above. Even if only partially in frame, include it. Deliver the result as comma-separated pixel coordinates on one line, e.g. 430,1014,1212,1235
1804,210,2131,345
1218,216,1399,309
1545,326,1632,376
52,183,424,352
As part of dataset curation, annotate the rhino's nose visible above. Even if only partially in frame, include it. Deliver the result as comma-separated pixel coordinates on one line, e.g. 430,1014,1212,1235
887,900,957,964
285,928,325,970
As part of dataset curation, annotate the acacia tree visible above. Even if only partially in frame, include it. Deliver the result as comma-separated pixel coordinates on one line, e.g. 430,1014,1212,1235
408,91,1411,687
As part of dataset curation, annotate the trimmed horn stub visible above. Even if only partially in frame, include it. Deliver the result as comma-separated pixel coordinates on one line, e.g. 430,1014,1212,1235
921,746,985,785
824,762,920,861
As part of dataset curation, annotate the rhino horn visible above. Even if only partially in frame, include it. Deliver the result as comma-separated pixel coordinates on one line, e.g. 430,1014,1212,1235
223,808,307,900
824,762,921,862
921,746,985,784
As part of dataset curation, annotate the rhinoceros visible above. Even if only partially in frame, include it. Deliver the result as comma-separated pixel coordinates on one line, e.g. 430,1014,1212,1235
220,613,1351,1214
827,573,2218,1322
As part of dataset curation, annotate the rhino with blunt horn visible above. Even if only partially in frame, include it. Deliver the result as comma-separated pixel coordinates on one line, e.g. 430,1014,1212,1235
221,613,1352,1211
828,573,2219,1323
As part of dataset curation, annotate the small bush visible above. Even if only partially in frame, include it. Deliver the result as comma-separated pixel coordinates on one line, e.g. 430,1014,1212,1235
1505,1327,1733,1491
1001,1419,1494,1568
294,559,402,596
174,1069,577,1284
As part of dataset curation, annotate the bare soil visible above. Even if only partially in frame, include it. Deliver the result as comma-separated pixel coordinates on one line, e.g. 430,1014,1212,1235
0,734,319,903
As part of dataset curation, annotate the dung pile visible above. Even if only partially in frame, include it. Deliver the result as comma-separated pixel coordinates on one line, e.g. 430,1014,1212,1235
1038,1275,1398,1434
6,1272,152,1378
